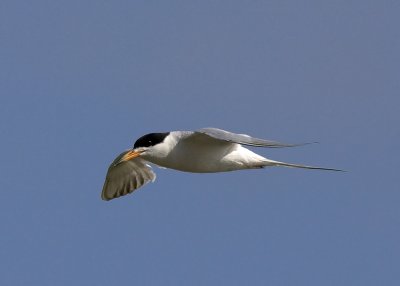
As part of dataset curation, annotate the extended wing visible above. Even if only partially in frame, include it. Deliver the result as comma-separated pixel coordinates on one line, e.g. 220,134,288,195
101,150,156,201
196,127,309,148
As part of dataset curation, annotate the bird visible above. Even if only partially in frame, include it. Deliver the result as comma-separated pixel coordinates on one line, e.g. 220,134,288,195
101,127,342,201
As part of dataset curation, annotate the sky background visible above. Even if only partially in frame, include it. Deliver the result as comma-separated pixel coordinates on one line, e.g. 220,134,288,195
1,1,399,285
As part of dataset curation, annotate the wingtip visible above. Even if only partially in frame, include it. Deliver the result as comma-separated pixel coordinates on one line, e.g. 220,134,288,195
297,141,319,147
101,182,113,201
101,193,112,201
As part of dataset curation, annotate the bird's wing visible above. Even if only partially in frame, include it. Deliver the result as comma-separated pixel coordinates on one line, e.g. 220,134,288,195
195,127,308,148
101,150,156,201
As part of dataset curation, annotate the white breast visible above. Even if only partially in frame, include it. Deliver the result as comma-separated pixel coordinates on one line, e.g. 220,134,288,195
141,132,268,173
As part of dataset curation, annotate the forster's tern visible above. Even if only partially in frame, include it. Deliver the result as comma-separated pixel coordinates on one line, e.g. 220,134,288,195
101,127,341,200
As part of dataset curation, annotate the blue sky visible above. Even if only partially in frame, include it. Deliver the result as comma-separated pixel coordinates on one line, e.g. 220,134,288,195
1,1,399,285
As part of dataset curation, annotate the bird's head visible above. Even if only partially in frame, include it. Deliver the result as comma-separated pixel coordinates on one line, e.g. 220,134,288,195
116,132,171,164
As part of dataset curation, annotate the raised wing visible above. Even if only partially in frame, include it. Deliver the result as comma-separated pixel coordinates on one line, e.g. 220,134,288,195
196,128,309,148
101,150,156,201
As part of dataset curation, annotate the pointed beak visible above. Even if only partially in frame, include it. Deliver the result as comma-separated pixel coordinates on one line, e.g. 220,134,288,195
116,149,144,165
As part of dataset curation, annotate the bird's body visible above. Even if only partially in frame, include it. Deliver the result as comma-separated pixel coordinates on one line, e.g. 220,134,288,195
101,127,342,201
140,131,268,173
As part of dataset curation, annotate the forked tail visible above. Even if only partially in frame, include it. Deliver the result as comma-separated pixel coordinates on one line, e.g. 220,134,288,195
263,159,344,172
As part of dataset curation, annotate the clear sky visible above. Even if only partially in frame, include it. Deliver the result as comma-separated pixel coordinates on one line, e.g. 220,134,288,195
1,1,399,285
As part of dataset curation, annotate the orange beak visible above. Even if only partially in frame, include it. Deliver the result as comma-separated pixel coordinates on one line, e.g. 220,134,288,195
117,149,144,164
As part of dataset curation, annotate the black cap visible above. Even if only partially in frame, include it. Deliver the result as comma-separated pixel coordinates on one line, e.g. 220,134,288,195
133,132,170,149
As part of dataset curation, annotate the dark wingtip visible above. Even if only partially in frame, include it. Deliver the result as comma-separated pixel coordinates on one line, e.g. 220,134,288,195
269,142,320,148
316,167,346,172
101,193,111,201
298,141,319,147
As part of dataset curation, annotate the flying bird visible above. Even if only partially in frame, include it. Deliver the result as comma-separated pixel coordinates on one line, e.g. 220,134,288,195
101,127,342,200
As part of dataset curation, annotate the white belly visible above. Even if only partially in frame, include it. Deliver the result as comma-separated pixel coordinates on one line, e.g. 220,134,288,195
143,141,268,173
